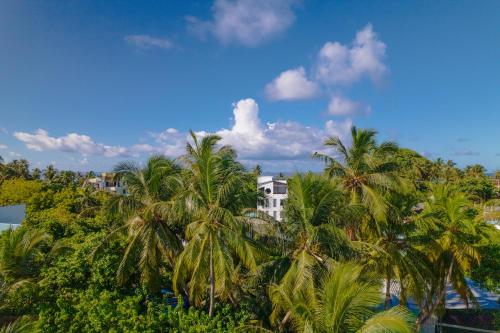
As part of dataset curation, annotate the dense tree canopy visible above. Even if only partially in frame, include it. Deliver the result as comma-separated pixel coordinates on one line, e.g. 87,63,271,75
0,128,498,332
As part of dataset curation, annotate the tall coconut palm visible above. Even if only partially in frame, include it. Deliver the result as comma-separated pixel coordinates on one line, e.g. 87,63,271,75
270,261,415,333
269,173,356,326
414,184,492,326
101,156,183,293
364,192,430,309
313,126,404,238
173,132,260,317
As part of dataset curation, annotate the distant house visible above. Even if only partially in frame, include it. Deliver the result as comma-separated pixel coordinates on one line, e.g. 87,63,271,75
0,204,25,231
257,176,287,222
83,172,127,195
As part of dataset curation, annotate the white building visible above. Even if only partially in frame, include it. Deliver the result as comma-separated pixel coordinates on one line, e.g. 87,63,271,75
83,172,127,195
257,176,287,221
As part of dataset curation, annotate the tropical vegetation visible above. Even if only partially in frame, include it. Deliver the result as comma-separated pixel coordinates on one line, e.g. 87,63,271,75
0,128,498,332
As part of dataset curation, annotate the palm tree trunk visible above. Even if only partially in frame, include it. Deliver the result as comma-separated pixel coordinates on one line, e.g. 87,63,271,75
384,272,391,309
279,310,292,331
399,282,407,306
440,259,454,308
347,189,359,240
418,259,455,330
346,227,355,240
208,233,215,317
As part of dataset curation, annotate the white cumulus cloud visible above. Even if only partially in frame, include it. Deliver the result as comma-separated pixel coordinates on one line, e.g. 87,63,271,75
327,95,371,116
316,24,386,85
14,129,130,157
145,99,352,162
124,35,173,50
214,98,351,159
12,99,354,168
265,24,386,116
266,67,319,101
187,0,298,46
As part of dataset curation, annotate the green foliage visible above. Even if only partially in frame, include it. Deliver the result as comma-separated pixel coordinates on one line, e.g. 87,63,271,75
0,160,31,181
174,132,261,316
270,262,415,333
457,176,496,203
36,292,249,333
0,127,497,332
470,243,500,292
103,155,183,293
0,179,43,207
394,148,433,186
314,126,405,232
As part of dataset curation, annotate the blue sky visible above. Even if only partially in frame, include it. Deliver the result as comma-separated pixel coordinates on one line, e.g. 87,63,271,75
1,0,499,172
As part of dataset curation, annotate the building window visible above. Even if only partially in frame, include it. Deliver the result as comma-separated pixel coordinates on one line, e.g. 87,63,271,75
273,183,287,194
273,211,277,219
273,199,277,207
280,199,285,207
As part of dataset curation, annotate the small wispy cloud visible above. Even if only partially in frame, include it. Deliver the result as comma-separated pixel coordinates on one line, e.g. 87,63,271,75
420,151,435,158
0,144,7,149
124,35,173,50
327,95,371,116
453,150,480,156
9,151,22,158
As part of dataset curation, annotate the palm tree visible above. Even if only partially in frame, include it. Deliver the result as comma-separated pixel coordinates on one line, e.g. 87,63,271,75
0,227,49,286
313,126,404,239
414,184,493,326
429,159,460,184
463,164,486,178
269,173,355,326
42,165,58,183
253,164,262,176
173,132,260,317
76,186,108,217
56,170,78,187
100,156,183,293
31,168,42,180
364,192,430,309
270,261,415,333
0,160,31,180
